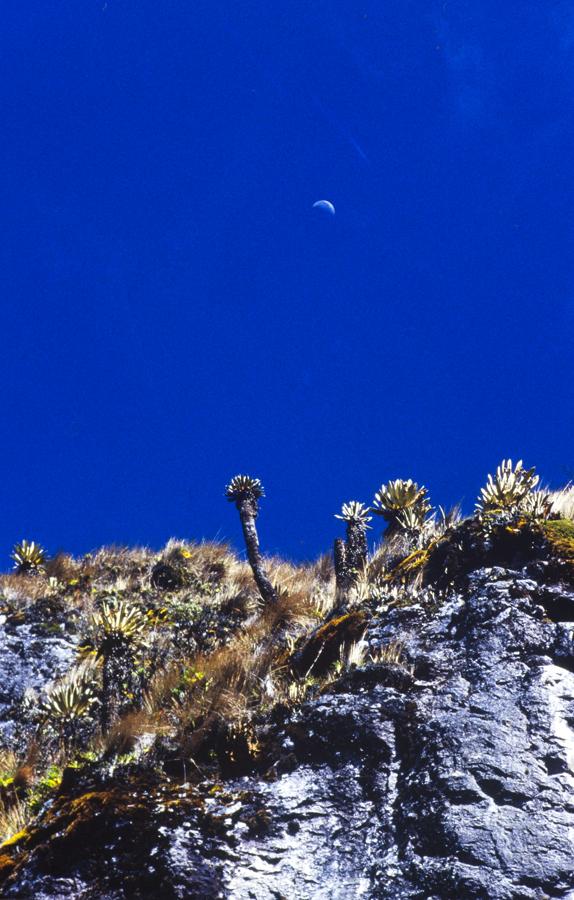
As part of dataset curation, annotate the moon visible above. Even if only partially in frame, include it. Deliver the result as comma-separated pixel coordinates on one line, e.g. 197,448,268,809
313,199,335,216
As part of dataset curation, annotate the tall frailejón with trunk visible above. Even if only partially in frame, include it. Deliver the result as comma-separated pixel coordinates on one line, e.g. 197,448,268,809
334,501,372,592
225,475,278,605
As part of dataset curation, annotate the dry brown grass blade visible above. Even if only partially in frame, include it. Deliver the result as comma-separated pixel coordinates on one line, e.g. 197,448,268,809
96,708,166,758
0,797,30,846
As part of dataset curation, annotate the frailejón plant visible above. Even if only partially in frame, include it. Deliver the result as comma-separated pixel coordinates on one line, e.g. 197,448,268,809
372,479,431,536
225,475,278,605
11,540,47,575
335,500,371,579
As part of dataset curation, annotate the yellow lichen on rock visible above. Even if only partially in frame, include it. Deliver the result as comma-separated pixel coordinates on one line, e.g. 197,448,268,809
0,828,28,850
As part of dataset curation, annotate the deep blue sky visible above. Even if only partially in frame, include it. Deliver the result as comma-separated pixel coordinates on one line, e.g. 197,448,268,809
1,1,573,567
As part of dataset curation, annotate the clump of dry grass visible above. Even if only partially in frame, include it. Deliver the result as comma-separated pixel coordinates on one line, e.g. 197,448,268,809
81,545,156,591
136,568,339,769
163,539,235,584
550,485,574,521
342,640,369,668
0,750,33,846
366,533,410,581
0,797,30,845
0,574,48,607
327,637,410,678
2,533,423,780
95,709,168,759
0,751,20,787
43,552,80,583
369,639,409,668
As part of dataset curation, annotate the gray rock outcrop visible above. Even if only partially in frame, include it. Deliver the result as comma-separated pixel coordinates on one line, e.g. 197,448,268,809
2,566,574,899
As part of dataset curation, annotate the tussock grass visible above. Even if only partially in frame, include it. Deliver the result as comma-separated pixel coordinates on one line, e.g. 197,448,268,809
370,639,410,667
2,471,573,800
550,485,574,521
0,797,30,846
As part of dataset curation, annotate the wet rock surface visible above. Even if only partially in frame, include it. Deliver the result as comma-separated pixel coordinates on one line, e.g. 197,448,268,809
3,566,574,898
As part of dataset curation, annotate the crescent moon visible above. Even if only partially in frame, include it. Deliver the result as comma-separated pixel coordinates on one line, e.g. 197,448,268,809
312,200,336,215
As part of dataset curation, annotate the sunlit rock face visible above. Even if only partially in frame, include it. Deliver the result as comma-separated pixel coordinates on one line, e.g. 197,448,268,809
2,566,574,899
215,569,574,899
0,613,76,747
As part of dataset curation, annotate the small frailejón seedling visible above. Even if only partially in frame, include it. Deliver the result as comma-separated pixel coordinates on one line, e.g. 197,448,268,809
225,475,278,605
11,540,47,575
38,668,97,753
476,459,539,515
475,459,548,533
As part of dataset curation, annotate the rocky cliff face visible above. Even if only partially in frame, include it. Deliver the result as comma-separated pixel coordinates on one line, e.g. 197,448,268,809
0,607,76,749
1,561,574,899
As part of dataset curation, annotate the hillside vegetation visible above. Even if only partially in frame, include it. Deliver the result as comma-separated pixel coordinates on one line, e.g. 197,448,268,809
0,461,573,867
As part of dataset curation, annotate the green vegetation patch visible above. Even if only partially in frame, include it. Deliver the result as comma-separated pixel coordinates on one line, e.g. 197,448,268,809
541,519,574,562
28,765,64,814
